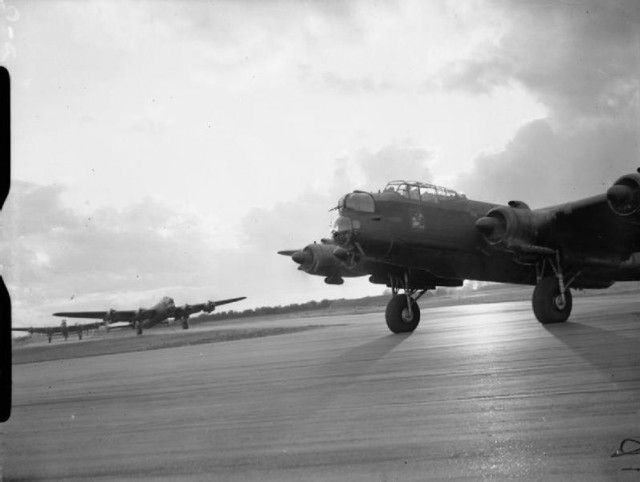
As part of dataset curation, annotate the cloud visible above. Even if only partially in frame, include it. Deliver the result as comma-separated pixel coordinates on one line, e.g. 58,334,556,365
442,1,640,119
356,144,435,187
242,143,435,250
2,181,78,236
454,118,637,206
443,1,640,207
2,182,247,323
321,72,396,94
4,176,389,326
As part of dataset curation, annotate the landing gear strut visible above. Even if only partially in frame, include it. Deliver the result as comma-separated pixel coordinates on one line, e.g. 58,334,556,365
532,251,578,324
385,274,426,333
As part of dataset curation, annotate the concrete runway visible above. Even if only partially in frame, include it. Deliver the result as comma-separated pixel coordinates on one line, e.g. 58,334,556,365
2,293,640,481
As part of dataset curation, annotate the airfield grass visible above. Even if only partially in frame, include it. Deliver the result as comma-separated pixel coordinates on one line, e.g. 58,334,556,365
13,282,640,365
12,325,326,365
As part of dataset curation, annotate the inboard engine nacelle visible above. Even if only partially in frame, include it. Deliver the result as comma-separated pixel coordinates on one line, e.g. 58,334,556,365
607,171,640,217
475,202,553,251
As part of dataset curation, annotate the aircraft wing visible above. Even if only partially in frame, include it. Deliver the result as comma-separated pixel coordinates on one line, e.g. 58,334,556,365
544,195,640,254
52,310,139,322
65,321,106,331
12,321,105,334
171,296,247,318
12,327,53,334
477,190,640,259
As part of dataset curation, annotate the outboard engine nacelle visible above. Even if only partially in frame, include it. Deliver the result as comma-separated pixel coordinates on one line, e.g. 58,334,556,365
291,243,344,277
279,241,368,280
476,203,553,251
607,171,640,216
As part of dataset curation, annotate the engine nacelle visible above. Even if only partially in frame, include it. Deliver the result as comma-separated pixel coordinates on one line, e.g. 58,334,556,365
476,204,552,250
607,172,640,216
292,243,344,277
287,242,368,279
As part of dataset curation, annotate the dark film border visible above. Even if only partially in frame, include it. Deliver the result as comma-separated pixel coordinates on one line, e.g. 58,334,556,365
0,66,11,422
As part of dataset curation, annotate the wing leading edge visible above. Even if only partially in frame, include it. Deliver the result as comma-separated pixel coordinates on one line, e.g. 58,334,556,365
53,297,247,323
172,296,247,318
52,310,138,321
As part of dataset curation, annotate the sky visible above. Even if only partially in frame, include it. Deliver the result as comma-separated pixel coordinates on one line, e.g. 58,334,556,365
1,0,639,327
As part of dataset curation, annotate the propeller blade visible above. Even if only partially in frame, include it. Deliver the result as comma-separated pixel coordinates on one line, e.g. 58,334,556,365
277,250,300,256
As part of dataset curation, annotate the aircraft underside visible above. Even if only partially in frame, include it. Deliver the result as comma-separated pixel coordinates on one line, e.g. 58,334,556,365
282,170,640,334
377,248,640,333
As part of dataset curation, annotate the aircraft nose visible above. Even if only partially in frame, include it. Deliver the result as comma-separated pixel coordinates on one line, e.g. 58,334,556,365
332,215,353,246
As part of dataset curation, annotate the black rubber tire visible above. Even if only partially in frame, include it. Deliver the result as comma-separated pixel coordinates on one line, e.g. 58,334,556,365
532,277,572,324
182,319,189,330
135,321,143,335
385,295,421,334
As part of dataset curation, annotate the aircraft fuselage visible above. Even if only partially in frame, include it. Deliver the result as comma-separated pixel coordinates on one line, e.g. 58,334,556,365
283,172,640,332
332,188,640,290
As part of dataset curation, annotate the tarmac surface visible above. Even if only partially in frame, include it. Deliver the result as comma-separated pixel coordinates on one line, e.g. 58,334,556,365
2,292,640,481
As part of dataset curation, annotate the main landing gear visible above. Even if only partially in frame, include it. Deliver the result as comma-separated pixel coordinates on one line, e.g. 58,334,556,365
385,274,426,333
181,316,190,330
135,320,143,335
532,251,578,324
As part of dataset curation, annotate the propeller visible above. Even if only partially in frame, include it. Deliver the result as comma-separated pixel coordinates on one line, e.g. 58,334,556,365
278,248,312,268
277,250,299,256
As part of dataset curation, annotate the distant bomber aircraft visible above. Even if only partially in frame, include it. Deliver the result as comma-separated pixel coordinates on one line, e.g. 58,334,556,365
12,319,103,343
280,170,640,333
52,296,247,335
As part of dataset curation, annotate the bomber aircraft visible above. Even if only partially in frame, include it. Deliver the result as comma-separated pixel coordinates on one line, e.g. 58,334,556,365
12,319,103,343
52,296,247,335
280,170,640,333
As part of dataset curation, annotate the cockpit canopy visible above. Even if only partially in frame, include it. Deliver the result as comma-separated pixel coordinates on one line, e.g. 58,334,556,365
338,192,375,213
383,180,465,202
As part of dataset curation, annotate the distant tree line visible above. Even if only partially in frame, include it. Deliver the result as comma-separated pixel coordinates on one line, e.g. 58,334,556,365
197,299,334,322
196,283,513,323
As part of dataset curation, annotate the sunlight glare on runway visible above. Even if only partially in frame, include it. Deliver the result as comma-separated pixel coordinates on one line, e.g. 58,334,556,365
4,294,640,481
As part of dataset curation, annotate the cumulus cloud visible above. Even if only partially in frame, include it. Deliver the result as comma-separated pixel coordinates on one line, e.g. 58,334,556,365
4,177,387,326
321,72,396,95
243,143,435,250
455,117,638,206
2,182,250,324
444,0,640,207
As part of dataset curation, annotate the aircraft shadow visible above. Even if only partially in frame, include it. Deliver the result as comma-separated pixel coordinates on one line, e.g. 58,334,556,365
332,333,411,367
544,322,640,378
308,333,412,406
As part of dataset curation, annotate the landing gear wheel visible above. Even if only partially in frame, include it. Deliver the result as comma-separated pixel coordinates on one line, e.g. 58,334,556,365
385,295,421,334
532,277,572,324
182,318,189,330
135,320,143,335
